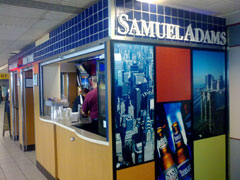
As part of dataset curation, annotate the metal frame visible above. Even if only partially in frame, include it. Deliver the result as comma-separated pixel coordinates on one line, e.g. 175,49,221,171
11,71,19,140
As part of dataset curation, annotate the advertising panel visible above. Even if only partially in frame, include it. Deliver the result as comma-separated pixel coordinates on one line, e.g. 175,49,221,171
113,43,155,169
192,50,226,140
155,47,191,102
155,102,192,180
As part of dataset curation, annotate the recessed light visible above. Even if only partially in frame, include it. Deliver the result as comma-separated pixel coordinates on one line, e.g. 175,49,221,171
136,0,163,4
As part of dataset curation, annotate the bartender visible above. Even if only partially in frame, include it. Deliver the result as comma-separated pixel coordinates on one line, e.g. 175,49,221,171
82,76,98,133
72,87,89,112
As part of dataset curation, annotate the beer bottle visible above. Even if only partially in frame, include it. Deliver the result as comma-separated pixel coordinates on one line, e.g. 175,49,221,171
172,122,192,180
157,127,179,180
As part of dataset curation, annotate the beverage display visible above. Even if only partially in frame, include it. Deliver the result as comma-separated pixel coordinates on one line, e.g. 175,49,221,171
157,127,179,180
172,122,192,180
156,102,192,180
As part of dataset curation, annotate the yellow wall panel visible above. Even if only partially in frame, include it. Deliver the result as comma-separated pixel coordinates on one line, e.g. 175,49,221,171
117,162,155,180
194,135,226,180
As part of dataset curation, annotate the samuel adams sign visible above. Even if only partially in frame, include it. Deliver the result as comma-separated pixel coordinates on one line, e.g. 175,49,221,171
116,13,226,46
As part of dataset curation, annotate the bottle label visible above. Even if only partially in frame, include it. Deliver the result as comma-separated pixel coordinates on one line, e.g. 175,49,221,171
173,132,182,144
164,166,179,180
159,137,167,149
177,159,192,180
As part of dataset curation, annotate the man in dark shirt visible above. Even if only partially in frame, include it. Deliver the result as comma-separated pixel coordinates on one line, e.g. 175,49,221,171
82,76,98,133
72,88,89,112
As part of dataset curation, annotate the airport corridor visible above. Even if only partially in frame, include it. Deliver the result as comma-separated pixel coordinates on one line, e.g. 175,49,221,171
0,102,47,180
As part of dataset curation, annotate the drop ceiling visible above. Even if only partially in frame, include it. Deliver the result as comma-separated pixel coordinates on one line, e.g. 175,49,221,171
0,0,239,72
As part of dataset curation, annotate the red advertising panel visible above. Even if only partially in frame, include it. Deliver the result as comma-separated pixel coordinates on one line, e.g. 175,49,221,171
156,47,191,102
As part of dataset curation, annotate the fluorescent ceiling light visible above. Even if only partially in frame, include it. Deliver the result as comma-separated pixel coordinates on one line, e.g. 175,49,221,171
0,64,8,71
136,0,163,3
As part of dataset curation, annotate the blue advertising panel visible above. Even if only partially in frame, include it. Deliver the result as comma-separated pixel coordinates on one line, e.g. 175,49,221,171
155,102,193,180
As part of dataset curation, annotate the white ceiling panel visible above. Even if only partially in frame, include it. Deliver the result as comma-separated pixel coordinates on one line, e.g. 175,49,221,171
0,4,47,18
43,11,75,21
34,0,98,8
0,15,38,29
61,0,96,8
160,0,240,15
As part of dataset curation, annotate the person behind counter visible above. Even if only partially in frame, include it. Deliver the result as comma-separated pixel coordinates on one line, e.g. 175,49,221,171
0,86,2,104
81,76,98,133
72,87,89,112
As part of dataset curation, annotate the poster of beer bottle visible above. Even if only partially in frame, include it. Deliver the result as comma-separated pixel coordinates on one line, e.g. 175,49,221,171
156,102,192,180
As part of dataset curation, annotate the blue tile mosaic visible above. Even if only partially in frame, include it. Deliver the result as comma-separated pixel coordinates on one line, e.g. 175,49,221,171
9,0,108,64
158,5,164,14
133,1,141,10
150,4,156,13
9,0,227,65
165,7,171,16
142,3,149,12
178,9,184,18
158,15,164,23
150,14,156,22
125,0,133,9
172,8,177,17
113,0,226,47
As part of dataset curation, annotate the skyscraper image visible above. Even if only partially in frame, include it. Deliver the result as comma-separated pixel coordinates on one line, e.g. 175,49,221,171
114,43,154,169
193,50,226,139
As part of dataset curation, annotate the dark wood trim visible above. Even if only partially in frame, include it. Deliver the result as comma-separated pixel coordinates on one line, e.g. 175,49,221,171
229,45,240,48
227,22,240,27
20,144,35,151
230,137,240,141
12,135,19,141
36,161,57,180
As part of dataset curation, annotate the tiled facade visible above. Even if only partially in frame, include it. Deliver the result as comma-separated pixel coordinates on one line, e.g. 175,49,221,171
115,0,226,44
8,0,226,67
8,0,108,66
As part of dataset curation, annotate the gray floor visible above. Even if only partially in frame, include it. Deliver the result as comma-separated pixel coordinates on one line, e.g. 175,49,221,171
229,138,240,180
0,103,47,180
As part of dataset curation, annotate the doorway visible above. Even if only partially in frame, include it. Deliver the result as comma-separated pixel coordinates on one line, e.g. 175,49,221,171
21,69,35,151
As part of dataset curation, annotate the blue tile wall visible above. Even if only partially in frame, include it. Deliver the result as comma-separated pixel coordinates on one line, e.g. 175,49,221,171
9,0,108,65
115,0,226,45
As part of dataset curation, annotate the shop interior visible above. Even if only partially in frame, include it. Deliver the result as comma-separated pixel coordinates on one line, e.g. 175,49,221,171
41,51,107,137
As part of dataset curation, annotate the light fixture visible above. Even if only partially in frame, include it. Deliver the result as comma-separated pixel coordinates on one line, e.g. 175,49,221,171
0,64,8,71
136,0,163,4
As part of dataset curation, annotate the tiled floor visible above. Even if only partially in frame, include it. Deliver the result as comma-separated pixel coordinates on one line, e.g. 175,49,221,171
0,103,47,180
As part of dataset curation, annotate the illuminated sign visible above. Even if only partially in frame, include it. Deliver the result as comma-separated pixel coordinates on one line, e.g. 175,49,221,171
117,14,226,45
23,54,34,65
0,73,9,79
8,63,18,71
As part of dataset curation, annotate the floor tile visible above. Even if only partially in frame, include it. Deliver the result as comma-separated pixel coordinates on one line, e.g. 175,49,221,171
0,104,46,180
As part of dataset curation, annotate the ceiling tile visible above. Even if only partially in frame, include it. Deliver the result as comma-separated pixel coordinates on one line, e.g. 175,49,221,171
43,11,75,21
0,4,47,18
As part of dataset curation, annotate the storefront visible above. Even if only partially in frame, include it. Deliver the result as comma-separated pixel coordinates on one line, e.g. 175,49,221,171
8,0,228,180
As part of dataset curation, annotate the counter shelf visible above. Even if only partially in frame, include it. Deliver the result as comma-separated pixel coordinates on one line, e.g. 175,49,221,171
39,116,109,146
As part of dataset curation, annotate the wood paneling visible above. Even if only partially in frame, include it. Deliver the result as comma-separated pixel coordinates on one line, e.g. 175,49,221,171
117,162,155,180
33,63,58,178
68,72,77,108
56,126,112,180
24,70,35,145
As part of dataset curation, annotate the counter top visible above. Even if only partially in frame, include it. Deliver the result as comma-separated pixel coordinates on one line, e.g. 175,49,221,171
39,116,109,146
